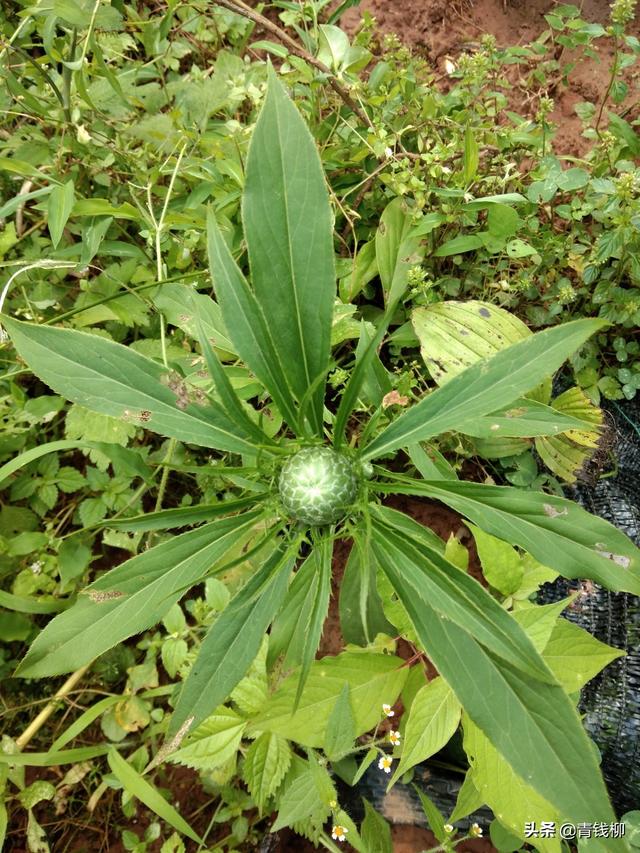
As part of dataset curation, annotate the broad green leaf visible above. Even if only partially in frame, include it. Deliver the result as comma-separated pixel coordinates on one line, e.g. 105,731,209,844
542,618,624,692
242,732,292,813
206,209,300,432
169,707,246,771
381,479,640,595
107,748,201,843
152,284,235,355
389,678,461,786
361,799,393,853
324,684,356,761
511,598,572,654
16,511,263,678
463,718,562,853
2,317,264,455
167,541,298,741
468,523,524,595
534,386,603,484
362,319,606,460
47,179,75,248
248,651,407,747
370,514,554,683
412,299,550,402
243,67,335,434
391,592,620,842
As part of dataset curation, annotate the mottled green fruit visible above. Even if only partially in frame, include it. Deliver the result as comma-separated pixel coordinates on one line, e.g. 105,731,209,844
278,447,359,526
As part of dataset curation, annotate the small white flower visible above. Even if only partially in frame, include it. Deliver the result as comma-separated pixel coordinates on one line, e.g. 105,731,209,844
30,560,43,575
388,730,401,746
384,146,394,159
444,58,456,75
382,703,395,717
444,824,454,834
470,822,483,838
378,755,393,774
332,824,348,842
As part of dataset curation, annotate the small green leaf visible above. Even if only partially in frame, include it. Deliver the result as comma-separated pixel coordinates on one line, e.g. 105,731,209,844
389,678,461,786
468,524,524,595
242,732,292,813
169,707,245,771
361,799,393,853
324,683,356,761
414,788,447,843
542,618,624,692
47,179,75,248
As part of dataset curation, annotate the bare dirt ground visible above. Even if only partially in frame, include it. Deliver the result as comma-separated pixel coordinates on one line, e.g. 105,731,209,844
342,0,640,155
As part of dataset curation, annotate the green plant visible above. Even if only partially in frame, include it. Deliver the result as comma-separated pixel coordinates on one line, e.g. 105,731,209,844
2,66,640,850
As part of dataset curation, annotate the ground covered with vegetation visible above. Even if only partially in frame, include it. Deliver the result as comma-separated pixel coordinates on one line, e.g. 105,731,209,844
1,1,640,852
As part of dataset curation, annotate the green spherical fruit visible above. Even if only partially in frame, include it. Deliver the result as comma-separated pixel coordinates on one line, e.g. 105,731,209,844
278,447,359,526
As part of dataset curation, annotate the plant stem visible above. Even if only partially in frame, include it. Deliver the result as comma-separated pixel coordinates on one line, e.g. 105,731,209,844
15,664,90,750
215,0,372,127
595,35,619,134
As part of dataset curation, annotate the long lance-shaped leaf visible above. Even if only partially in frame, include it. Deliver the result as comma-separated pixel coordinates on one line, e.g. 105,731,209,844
15,510,265,678
375,546,621,845
167,538,299,742
456,397,599,439
105,496,261,532
405,602,628,853
361,318,607,460
1,316,262,455
370,517,555,683
269,535,333,709
243,66,335,436
375,477,640,595
192,296,276,449
206,209,301,433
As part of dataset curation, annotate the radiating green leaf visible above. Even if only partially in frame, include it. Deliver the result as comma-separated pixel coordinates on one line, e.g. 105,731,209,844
167,541,298,741
16,511,263,678
387,590,619,842
375,198,425,305
207,209,300,432
243,67,335,434
463,125,479,183
271,755,334,832
362,319,606,460
2,317,264,455
380,478,640,595
370,512,554,682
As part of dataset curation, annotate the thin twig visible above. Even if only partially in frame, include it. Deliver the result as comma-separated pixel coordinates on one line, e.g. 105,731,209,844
15,665,91,750
215,0,372,127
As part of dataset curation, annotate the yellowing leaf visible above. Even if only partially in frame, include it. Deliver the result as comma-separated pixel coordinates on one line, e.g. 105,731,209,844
542,618,624,692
